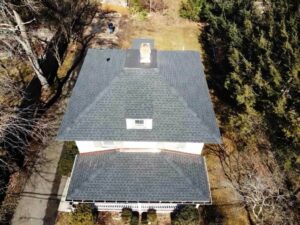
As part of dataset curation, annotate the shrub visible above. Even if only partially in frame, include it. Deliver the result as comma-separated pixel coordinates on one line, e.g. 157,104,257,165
129,0,167,13
121,208,133,224
129,0,144,12
141,212,148,224
171,205,200,225
129,0,148,21
179,0,203,21
131,211,139,225
71,203,95,225
147,209,158,224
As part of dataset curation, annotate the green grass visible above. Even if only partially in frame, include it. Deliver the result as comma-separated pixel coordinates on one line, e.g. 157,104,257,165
57,141,79,176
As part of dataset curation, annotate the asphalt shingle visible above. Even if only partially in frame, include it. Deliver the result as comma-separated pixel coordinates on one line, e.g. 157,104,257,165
66,151,211,203
57,39,221,143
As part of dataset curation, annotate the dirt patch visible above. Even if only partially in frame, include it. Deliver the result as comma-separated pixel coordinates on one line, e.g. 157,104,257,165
55,212,72,225
96,211,171,225
97,212,122,225
84,12,120,48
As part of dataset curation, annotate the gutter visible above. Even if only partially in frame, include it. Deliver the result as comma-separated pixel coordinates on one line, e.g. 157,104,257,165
203,156,213,205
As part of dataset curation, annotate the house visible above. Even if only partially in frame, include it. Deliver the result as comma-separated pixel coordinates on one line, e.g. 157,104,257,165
57,39,221,213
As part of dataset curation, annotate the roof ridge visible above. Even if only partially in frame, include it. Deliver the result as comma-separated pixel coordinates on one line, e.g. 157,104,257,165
63,74,122,134
161,153,203,195
67,151,211,202
156,75,213,135
72,153,119,196
58,49,221,143
66,70,160,134
158,51,221,142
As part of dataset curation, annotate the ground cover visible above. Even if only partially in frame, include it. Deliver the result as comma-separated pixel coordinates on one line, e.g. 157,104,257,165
57,141,79,176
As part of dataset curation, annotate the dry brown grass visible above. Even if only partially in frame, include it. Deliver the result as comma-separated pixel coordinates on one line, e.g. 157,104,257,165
118,0,201,51
0,171,29,224
204,137,250,225
119,14,201,51
102,3,129,15
55,212,72,225
57,43,79,79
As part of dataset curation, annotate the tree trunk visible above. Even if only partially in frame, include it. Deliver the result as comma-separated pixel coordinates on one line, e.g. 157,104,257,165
12,10,50,88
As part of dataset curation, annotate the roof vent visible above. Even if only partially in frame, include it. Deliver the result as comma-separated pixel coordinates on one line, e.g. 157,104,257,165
140,43,151,63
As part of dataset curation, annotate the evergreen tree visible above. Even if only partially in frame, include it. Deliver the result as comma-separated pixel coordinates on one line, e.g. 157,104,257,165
197,0,299,169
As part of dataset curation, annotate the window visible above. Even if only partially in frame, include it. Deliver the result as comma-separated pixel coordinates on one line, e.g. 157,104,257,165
135,119,144,125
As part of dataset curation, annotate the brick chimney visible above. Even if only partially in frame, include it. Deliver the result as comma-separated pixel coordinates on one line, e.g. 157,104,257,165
140,43,151,63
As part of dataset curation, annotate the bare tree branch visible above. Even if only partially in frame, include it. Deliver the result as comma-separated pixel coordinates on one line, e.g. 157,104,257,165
209,144,295,225
12,9,48,87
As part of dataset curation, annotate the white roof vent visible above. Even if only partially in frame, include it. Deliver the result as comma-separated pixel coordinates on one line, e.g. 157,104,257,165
126,119,153,129
140,43,151,63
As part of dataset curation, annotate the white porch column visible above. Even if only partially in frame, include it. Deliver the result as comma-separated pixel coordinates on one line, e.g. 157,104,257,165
138,203,142,213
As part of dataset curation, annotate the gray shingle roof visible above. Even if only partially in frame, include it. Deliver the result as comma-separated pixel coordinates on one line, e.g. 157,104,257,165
57,40,221,143
66,151,211,203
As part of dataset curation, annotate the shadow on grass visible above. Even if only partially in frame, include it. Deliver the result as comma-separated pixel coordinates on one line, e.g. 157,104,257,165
42,142,77,225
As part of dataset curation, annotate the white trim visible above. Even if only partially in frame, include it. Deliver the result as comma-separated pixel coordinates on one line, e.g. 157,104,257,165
203,157,213,205
119,148,161,153
76,141,203,154
101,141,115,147
94,202,178,213
69,155,78,181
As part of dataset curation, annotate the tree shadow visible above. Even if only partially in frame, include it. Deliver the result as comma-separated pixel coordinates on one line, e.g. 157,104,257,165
42,148,64,225
201,205,224,225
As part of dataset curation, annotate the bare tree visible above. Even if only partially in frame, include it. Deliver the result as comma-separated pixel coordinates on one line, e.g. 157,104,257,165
0,0,97,171
240,172,288,224
0,0,49,88
208,144,295,225
0,2,97,223
0,0,98,97
0,68,57,172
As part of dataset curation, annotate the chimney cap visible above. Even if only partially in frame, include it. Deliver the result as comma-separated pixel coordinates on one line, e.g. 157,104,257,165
140,43,151,64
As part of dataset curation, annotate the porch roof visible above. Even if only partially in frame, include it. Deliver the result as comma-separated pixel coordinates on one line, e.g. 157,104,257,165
66,150,211,203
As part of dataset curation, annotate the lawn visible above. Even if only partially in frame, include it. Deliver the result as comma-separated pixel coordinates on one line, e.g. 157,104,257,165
57,141,79,176
55,212,72,225
125,20,200,51
118,0,201,52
